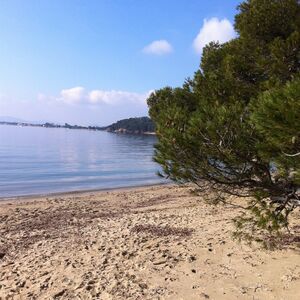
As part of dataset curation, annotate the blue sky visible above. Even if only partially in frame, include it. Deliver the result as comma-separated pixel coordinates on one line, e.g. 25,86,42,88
0,0,240,125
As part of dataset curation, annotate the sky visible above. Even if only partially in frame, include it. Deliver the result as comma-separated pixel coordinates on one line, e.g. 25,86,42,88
0,0,240,126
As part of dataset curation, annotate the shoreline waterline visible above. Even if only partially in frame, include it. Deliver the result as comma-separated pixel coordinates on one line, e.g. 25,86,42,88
0,182,171,202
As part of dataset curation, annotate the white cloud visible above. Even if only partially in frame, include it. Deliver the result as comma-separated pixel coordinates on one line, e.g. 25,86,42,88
143,40,173,55
88,90,152,105
193,17,236,54
41,87,152,107
59,87,86,105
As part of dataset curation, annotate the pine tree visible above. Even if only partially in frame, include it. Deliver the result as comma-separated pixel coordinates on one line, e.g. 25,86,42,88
147,0,300,246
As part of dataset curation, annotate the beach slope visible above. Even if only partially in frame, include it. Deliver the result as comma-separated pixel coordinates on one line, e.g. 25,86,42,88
0,185,299,299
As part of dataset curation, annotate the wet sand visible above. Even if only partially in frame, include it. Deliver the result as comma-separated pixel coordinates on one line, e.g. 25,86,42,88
0,184,299,299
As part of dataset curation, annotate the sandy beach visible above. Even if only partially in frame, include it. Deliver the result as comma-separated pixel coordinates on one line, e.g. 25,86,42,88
0,184,299,299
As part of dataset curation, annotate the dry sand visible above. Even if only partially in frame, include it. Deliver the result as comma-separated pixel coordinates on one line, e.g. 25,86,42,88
0,184,299,300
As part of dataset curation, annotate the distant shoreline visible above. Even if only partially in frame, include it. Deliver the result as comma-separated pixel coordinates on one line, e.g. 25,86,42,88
0,122,156,135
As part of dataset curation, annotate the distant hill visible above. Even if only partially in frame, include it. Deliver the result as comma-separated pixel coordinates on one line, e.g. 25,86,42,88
103,117,155,134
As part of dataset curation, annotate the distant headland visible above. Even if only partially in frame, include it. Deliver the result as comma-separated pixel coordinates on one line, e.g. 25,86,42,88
0,116,156,135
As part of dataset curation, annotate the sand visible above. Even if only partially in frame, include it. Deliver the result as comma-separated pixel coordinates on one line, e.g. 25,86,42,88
0,184,299,300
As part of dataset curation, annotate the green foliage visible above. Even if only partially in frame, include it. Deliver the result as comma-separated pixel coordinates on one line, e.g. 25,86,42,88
235,0,300,43
147,0,300,245
250,78,300,184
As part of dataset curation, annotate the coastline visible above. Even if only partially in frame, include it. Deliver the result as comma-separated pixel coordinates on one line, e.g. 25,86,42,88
0,182,170,203
0,184,299,299
0,121,156,136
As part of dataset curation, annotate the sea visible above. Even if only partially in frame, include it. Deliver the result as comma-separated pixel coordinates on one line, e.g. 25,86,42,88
0,125,165,198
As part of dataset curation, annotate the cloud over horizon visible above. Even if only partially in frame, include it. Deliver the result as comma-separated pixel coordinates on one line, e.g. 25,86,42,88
193,17,236,54
39,87,153,107
16,87,154,125
143,40,173,55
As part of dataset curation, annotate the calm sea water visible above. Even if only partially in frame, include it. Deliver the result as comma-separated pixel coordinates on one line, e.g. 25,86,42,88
0,125,164,198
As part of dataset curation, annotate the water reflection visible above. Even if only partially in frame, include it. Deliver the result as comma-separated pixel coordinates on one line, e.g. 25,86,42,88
0,125,163,197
